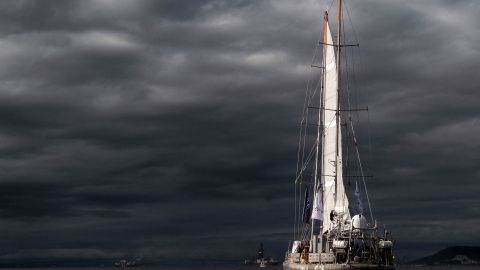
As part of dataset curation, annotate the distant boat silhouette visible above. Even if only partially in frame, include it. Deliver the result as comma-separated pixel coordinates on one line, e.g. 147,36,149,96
243,243,278,266
114,257,143,267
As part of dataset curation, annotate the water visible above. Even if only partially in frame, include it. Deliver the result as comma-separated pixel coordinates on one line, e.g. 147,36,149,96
1,266,479,270
398,267,480,270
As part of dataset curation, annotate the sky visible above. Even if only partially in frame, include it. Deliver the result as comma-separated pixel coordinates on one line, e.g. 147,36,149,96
0,0,479,265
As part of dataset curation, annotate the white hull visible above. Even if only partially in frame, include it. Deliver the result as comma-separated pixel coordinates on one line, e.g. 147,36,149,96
283,261,394,270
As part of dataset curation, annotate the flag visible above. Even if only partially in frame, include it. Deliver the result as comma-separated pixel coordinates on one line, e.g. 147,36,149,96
302,188,311,223
354,181,363,214
311,184,323,221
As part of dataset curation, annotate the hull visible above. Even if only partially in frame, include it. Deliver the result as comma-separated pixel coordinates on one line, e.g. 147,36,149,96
283,261,394,270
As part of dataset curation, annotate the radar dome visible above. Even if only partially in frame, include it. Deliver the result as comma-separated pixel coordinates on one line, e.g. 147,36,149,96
351,214,367,230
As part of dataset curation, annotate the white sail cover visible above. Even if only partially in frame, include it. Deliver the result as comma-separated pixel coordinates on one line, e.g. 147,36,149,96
311,186,323,221
321,21,350,232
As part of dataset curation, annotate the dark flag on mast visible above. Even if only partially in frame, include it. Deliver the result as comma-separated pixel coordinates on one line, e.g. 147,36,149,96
302,188,311,223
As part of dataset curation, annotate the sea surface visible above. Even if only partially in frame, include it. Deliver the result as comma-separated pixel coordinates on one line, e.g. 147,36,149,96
1,266,479,270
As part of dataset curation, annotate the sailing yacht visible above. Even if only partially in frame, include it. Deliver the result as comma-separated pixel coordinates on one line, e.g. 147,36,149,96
283,1,395,270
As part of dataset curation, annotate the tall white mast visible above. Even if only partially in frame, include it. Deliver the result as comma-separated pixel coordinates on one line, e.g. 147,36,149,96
320,0,349,232
334,0,342,214
311,11,330,241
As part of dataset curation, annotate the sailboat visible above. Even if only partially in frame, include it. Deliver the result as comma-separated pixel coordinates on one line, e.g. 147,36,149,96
243,243,279,266
283,1,395,270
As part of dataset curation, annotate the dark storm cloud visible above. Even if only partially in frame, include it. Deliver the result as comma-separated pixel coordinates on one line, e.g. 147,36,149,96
341,1,480,258
0,0,478,264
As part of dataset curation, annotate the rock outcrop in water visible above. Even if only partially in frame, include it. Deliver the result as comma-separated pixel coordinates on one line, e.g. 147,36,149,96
410,246,480,265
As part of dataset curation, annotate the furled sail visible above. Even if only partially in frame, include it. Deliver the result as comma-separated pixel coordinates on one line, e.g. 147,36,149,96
321,19,350,232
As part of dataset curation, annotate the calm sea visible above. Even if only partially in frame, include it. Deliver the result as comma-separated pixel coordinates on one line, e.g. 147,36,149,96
2,266,479,270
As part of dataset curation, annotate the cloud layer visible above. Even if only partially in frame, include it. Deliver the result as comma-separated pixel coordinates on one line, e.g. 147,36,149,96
0,0,478,263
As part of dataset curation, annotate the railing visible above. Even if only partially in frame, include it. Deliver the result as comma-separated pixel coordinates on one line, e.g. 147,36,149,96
308,253,319,263
287,253,300,263
287,252,336,264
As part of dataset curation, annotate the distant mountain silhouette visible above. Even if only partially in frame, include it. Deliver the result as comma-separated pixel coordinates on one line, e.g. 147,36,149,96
409,246,480,265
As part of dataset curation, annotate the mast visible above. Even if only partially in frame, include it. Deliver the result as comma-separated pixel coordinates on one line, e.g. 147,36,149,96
320,10,328,235
311,11,329,241
334,0,342,213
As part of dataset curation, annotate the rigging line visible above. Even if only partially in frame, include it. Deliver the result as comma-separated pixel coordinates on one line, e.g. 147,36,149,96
343,19,365,181
344,25,367,182
297,40,322,180
342,24,366,212
295,88,314,236
311,85,322,240
348,117,374,223
305,64,323,112
298,78,311,183
295,55,318,239
344,1,360,46
297,111,308,181
301,85,323,185
296,180,317,186
367,108,373,178
295,183,300,239
299,71,322,184
305,78,322,115
344,43,372,220
296,132,317,235
293,182,297,240
294,146,316,234
354,33,370,176
305,37,325,110
298,113,315,232
325,0,336,14
308,41,320,73
300,223,306,240
307,43,322,91
294,140,319,184
346,0,366,128
343,19,353,187
300,223,310,241
299,184,305,239
303,222,311,241
342,1,361,117
345,22,370,172
295,110,306,179
296,78,312,178
338,8,349,212
308,71,323,103
296,104,307,178
345,119,351,190
295,79,311,239
305,51,320,109
352,48,363,144
295,32,324,240
298,183,304,239
347,21,369,178
298,184,307,239
296,183,301,239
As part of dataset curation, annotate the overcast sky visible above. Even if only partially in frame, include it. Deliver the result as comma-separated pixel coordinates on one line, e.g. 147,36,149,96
0,0,478,264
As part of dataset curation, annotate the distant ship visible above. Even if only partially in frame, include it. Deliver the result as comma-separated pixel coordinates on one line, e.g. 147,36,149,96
244,243,279,266
114,258,143,267
282,1,395,270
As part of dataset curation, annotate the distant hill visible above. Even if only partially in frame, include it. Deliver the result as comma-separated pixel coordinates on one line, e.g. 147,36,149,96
410,246,480,265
